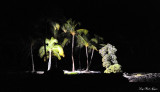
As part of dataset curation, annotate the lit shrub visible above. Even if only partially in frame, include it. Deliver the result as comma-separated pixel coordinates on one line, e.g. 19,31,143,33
104,64,122,73
99,44,122,73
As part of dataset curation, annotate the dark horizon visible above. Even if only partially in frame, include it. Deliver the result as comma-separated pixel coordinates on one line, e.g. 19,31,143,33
0,0,160,73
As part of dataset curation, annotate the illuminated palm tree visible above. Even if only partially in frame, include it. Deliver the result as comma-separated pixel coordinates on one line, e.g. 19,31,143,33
76,29,89,70
88,35,104,70
88,38,98,70
62,19,80,72
50,21,71,48
76,37,83,70
77,35,89,71
39,37,65,71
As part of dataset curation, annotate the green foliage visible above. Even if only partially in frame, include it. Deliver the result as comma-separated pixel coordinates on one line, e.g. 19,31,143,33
77,29,88,35
62,19,80,33
39,37,64,61
104,64,122,73
99,43,122,73
61,38,69,48
90,38,98,44
51,22,60,38
77,35,89,47
89,45,98,51
102,60,111,68
39,46,45,58
94,34,104,45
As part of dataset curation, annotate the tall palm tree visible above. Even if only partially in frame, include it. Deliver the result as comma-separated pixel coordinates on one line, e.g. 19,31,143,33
28,33,42,73
77,35,89,71
30,40,35,73
76,29,89,70
62,19,80,72
50,22,61,67
88,35,104,70
76,37,83,70
39,37,65,71
88,38,98,70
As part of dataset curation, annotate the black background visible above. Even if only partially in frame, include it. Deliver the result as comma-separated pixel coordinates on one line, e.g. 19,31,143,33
0,0,160,73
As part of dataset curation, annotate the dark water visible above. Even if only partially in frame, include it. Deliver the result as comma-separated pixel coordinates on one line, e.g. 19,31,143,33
0,71,160,92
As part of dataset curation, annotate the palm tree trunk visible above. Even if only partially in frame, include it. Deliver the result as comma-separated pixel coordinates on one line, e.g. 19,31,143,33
88,49,94,70
47,50,52,71
85,46,89,71
72,35,75,72
31,45,35,72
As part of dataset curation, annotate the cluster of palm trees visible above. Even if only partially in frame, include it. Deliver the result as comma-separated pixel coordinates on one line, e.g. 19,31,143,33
30,18,104,73
61,19,104,72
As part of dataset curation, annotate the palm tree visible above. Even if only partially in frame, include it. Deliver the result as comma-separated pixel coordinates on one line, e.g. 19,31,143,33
30,40,35,73
39,37,65,71
88,35,104,70
28,33,42,73
76,29,89,70
88,38,98,70
76,37,83,70
50,22,60,39
62,19,80,72
77,35,89,71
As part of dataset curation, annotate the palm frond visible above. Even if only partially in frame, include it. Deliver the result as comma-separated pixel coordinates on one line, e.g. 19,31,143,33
99,44,106,47
52,22,60,31
51,22,60,38
90,45,98,51
62,19,80,33
52,45,65,57
77,35,88,47
91,38,98,44
61,38,69,47
94,34,104,43
77,29,88,35
52,51,61,60
76,35,84,48
45,38,50,45
50,37,58,44
39,46,45,58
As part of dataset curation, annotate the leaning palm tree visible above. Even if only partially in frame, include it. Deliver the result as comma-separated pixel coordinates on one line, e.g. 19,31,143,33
39,37,65,71
62,19,80,72
88,35,104,70
76,29,89,70
76,37,83,70
88,38,98,70
77,35,90,71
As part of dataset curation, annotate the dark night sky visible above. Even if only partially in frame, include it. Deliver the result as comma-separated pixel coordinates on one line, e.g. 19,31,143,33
0,0,160,72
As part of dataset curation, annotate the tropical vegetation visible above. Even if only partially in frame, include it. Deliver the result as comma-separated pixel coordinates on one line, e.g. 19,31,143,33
34,18,122,74
39,37,64,71
99,43,122,73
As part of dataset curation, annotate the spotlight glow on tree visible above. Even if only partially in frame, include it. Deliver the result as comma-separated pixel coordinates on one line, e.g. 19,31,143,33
39,37,65,71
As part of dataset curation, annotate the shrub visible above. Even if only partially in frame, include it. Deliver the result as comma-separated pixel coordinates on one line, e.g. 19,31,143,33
99,44,122,73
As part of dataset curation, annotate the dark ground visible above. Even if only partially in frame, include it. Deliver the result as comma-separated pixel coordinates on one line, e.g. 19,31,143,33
1,71,160,92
